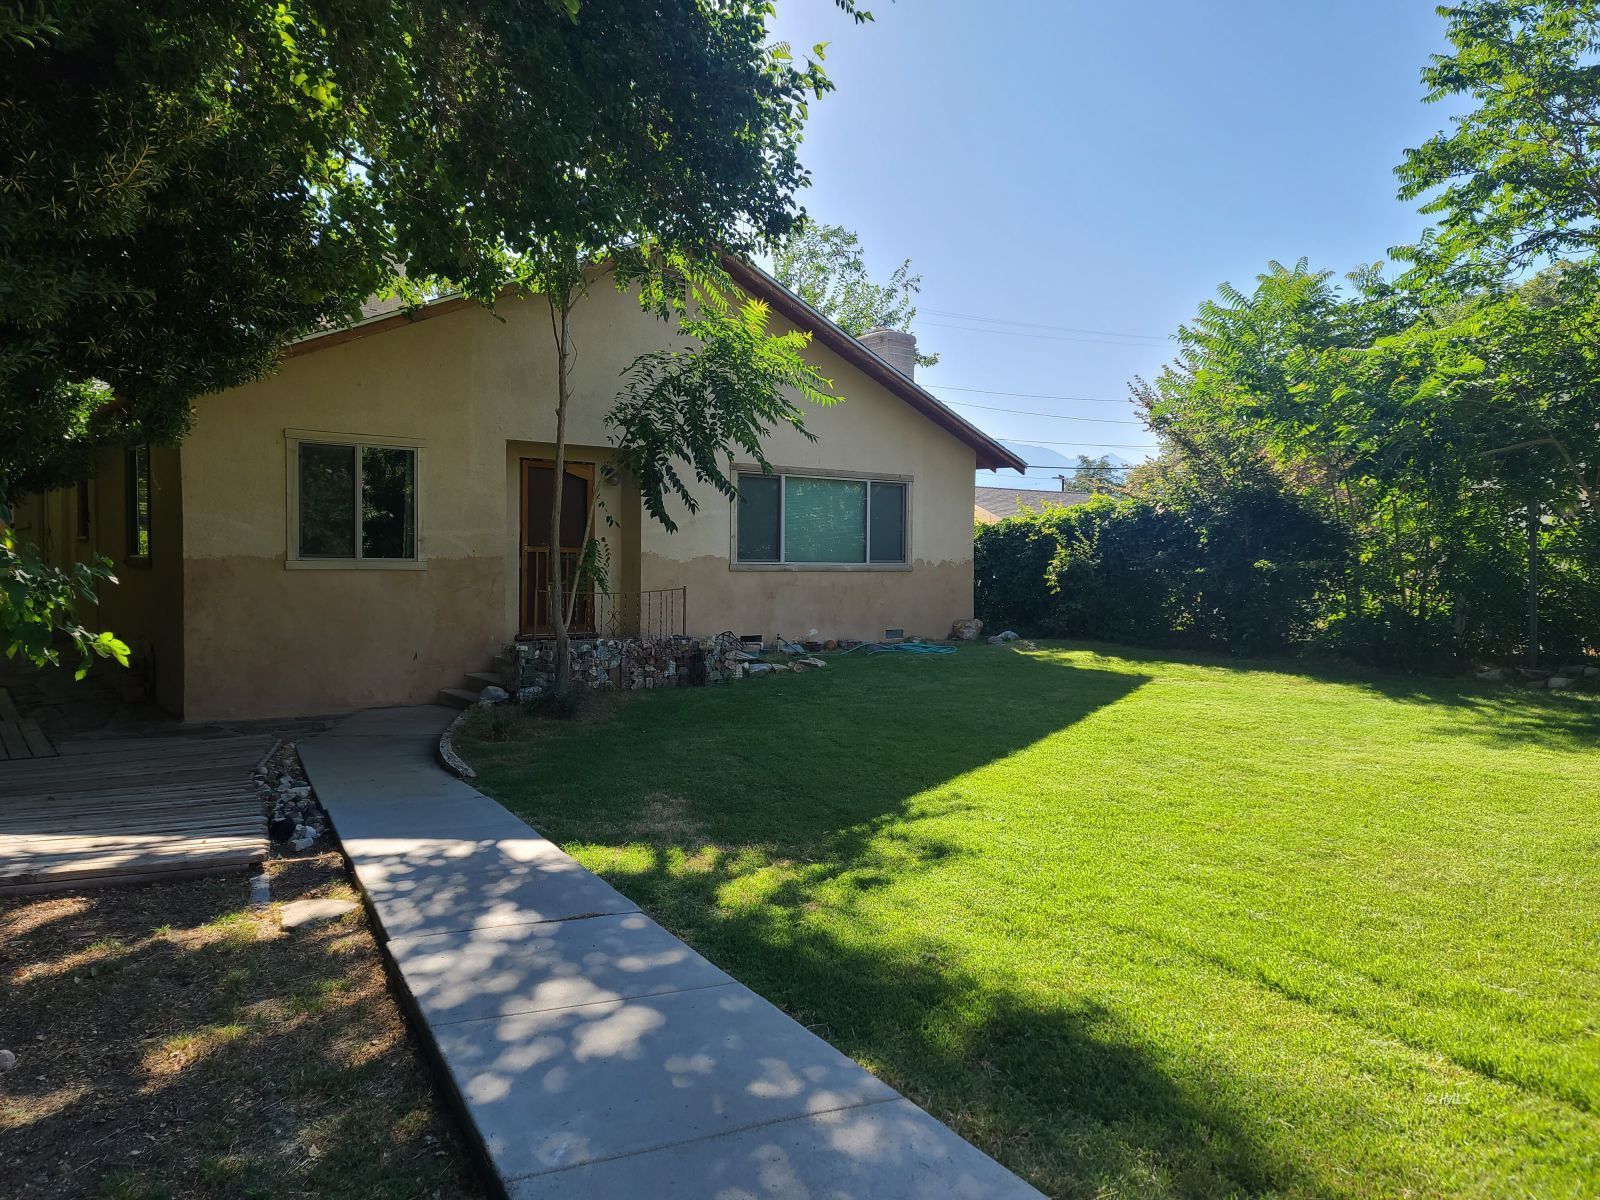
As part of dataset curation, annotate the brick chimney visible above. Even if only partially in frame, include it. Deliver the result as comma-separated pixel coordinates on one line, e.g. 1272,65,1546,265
858,327,917,380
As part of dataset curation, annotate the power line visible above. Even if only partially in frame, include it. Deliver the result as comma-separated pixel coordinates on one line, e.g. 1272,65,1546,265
994,437,1156,449
922,308,1168,343
925,383,1134,404
920,320,1171,349
944,398,1145,425
1013,464,1134,472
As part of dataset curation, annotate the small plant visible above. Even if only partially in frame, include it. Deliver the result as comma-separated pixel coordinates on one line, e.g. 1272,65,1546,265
460,704,518,743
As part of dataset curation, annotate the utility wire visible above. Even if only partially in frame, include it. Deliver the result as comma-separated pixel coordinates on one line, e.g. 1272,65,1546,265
945,398,1145,424
920,320,1171,348
922,308,1168,343
924,382,1134,404
1003,439,1157,449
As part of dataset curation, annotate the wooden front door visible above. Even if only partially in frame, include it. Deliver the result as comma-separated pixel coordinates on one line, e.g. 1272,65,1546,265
519,459,596,637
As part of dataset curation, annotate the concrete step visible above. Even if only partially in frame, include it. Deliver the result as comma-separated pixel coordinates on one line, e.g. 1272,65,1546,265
437,688,478,710
464,671,504,691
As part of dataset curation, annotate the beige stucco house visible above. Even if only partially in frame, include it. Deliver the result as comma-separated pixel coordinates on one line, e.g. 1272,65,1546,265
13,262,1023,721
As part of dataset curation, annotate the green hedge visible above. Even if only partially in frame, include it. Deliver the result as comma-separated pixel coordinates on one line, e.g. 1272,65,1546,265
975,488,1348,657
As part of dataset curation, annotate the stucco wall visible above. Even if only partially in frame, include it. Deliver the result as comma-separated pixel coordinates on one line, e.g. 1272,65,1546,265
178,285,976,719
635,305,977,644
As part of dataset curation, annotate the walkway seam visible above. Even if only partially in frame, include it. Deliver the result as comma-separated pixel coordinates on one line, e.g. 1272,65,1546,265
500,1094,907,1185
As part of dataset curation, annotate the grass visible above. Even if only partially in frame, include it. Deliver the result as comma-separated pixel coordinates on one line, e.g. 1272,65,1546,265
0,854,484,1200
458,642,1600,1198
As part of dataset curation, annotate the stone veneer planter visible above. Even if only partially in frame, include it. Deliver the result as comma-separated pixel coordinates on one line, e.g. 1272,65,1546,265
508,635,749,697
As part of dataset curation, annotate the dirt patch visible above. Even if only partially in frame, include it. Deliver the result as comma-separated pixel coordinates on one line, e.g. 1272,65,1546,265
625,791,707,843
0,855,485,1200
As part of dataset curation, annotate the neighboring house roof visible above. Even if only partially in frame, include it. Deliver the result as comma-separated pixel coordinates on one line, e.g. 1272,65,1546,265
974,486,1094,523
287,260,1027,474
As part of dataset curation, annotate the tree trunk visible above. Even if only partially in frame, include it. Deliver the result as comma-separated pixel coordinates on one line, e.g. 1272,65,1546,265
1526,497,1540,670
549,294,574,698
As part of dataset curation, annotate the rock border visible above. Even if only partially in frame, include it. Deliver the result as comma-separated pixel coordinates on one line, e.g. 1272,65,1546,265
436,708,476,780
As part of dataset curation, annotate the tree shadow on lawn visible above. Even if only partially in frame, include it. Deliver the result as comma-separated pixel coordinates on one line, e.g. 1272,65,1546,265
480,649,1152,851
1042,639,1600,752
589,840,1326,1200
466,653,1329,1197
0,861,483,1200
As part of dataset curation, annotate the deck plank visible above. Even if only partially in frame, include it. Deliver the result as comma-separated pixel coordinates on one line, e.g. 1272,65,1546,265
0,729,272,896
0,721,28,759
18,719,55,758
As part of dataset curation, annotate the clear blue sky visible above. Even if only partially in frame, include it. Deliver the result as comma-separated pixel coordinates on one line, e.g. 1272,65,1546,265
769,1,1462,487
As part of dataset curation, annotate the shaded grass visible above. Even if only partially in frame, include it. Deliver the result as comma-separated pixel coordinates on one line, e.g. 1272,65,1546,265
460,642,1600,1198
0,856,483,1200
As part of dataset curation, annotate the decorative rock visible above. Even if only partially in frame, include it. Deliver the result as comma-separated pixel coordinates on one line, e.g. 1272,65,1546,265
510,634,752,692
1586,666,1600,679
0,1049,15,1072
950,618,983,642
987,630,1021,644
279,897,358,930
477,685,511,705
1548,676,1574,690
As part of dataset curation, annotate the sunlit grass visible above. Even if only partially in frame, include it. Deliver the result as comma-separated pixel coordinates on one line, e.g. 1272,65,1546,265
462,642,1600,1198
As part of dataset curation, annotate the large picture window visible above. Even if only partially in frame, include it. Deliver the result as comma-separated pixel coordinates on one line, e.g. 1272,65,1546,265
288,434,420,566
735,471,908,566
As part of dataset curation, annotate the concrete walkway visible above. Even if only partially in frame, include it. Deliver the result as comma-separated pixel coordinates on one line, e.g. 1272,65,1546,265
300,706,1042,1199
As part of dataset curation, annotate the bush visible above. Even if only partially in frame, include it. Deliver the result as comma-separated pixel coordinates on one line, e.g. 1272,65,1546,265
975,482,1348,657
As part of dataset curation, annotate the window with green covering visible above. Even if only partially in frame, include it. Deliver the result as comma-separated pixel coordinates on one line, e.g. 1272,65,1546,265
734,471,909,566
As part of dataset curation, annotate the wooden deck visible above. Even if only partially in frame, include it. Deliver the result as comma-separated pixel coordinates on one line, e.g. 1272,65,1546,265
0,688,55,760
0,733,270,896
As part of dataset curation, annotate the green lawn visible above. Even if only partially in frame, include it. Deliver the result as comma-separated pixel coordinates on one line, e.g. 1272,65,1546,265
459,643,1600,1199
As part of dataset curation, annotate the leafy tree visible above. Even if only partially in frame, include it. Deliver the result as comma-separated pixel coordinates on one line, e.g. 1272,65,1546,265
1068,454,1125,494
1135,256,1599,666
772,220,939,365
1398,1,1600,282
0,500,129,677
611,279,839,531
2,0,853,693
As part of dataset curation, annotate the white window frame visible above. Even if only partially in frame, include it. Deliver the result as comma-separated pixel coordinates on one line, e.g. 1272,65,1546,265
284,429,426,570
730,465,912,572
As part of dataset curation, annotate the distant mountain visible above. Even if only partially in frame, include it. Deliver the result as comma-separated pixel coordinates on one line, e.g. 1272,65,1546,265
998,442,1132,469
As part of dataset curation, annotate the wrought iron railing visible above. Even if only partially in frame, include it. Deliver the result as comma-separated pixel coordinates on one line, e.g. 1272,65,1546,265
536,586,687,641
